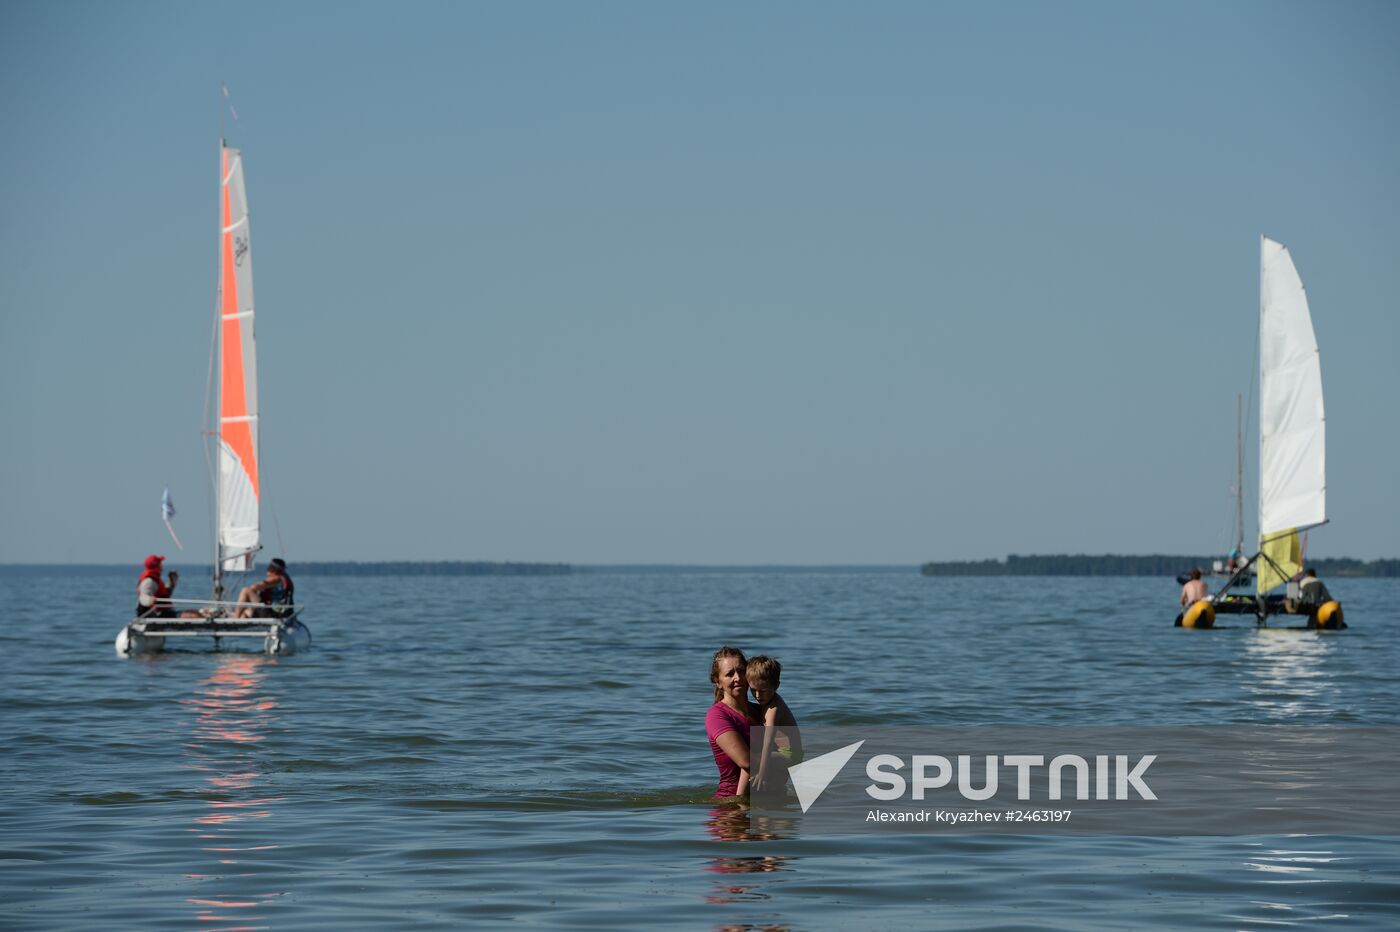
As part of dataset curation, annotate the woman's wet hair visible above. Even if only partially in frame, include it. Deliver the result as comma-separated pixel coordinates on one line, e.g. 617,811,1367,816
710,646,747,702
746,655,781,690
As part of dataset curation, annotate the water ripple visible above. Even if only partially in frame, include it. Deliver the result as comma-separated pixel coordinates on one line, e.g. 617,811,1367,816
2,573,1398,929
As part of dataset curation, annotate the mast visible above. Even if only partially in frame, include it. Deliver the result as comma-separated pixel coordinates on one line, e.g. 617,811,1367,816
1257,236,1264,557
1234,392,1244,559
213,138,226,600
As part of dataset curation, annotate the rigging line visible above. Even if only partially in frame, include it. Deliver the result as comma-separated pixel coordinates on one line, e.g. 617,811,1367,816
1214,509,1233,556
263,419,286,557
270,505,287,560
204,175,222,585
204,305,218,454
1244,283,1261,547
259,420,287,560
221,83,239,143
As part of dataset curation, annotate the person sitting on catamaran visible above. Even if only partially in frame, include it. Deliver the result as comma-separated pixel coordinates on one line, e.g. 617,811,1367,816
1288,568,1332,614
233,558,296,618
135,555,200,618
1180,568,1209,607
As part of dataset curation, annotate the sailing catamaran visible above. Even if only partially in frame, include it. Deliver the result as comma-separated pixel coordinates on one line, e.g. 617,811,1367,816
1178,237,1344,630
116,141,311,656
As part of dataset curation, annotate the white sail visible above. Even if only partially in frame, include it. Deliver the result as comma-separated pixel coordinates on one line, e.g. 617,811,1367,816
1258,236,1325,540
218,146,260,571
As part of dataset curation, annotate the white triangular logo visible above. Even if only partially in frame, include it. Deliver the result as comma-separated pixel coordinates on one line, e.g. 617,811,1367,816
788,740,865,813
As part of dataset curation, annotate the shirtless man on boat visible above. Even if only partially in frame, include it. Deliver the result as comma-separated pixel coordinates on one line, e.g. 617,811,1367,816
1180,568,1209,607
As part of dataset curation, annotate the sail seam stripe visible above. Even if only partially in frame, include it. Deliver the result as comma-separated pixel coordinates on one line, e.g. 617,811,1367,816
222,311,254,321
221,415,258,423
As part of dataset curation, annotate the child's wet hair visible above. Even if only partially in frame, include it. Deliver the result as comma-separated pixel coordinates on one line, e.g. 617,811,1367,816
746,655,781,690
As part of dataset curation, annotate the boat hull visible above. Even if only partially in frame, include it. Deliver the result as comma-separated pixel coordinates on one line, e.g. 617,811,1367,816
1174,595,1346,630
114,615,312,657
114,626,165,655
266,617,312,655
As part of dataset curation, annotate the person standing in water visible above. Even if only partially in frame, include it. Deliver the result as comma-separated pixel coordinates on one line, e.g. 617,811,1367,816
745,655,801,798
705,646,758,800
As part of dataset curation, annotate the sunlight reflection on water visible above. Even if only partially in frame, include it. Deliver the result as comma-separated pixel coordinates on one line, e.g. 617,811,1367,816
181,655,284,930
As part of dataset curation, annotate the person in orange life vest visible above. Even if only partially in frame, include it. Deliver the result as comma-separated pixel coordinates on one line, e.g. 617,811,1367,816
135,555,197,618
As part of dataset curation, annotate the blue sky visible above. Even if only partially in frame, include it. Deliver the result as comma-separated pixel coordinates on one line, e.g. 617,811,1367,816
2,1,1397,564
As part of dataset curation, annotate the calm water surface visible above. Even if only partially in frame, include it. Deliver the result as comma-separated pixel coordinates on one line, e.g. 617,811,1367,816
3,572,1399,929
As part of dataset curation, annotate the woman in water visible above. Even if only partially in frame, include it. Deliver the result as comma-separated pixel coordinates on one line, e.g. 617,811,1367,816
705,646,758,800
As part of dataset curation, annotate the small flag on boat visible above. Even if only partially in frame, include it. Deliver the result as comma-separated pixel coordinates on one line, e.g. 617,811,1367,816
162,487,185,550
222,83,239,122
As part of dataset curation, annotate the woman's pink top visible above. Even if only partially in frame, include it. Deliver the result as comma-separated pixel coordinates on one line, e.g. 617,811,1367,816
706,701,752,798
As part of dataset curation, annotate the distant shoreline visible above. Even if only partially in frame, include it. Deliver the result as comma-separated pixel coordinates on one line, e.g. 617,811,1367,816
920,554,1400,578
0,561,573,577
3,556,1396,578
0,562,914,577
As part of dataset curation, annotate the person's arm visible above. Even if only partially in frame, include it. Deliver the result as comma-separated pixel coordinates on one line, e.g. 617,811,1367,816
714,729,750,795
751,706,779,791
781,701,802,764
137,578,154,614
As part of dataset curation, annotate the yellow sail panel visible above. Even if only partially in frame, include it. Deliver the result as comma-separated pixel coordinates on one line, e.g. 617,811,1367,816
1257,529,1300,594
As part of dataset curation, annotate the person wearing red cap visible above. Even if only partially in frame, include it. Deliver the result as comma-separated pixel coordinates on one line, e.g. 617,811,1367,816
135,555,179,618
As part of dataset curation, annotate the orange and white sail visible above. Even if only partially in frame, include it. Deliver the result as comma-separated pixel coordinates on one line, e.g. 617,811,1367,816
217,145,259,571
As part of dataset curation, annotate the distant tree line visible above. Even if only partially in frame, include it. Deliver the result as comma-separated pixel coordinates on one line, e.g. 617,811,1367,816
1303,557,1400,578
920,554,1400,577
272,561,573,577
